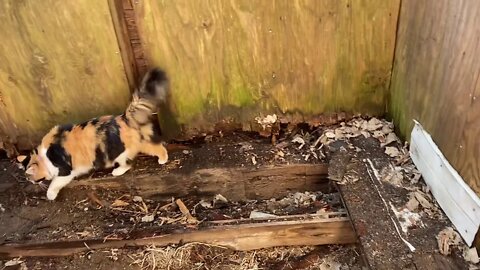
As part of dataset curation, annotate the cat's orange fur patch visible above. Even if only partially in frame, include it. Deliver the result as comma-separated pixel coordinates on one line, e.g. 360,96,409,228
63,124,97,168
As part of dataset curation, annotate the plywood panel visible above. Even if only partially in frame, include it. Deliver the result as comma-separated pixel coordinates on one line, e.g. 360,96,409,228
389,0,480,192
134,0,400,128
455,79,480,192
0,0,131,150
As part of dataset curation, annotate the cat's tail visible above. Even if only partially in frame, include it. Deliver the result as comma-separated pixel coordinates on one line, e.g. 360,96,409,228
137,67,169,103
125,68,169,124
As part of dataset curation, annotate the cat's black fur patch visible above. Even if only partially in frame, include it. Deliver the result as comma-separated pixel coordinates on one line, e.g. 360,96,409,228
58,124,74,133
100,119,125,162
150,115,163,143
145,68,167,96
46,143,72,176
79,121,89,129
93,147,106,169
121,114,129,126
21,154,31,168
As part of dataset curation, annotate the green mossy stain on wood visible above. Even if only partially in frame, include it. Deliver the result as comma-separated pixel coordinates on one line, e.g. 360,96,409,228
136,0,401,129
0,0,130,149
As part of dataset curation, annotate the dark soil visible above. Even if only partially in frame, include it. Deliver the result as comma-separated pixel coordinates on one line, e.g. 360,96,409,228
0,130,364,269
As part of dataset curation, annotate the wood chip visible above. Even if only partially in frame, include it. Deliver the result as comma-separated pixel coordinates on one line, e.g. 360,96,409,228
111,199,129,208
87,191,104,207
175,199,198,224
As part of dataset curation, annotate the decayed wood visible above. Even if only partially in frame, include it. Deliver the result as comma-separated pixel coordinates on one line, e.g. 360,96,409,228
108,0,140,90
0,0,131,150
390,1,480,193
134,0,400,128
0,214,355,258
69,164,330,201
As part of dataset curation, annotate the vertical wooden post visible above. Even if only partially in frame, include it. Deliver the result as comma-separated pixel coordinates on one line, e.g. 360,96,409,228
108,0,140,91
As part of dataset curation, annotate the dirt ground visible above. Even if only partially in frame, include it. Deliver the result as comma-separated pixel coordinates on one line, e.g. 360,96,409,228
0,126,364,270
0,117,475,269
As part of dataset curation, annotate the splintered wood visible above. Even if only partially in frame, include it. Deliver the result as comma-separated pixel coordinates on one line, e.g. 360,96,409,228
0,212,355,258
0,164,357,259
69,164,330,200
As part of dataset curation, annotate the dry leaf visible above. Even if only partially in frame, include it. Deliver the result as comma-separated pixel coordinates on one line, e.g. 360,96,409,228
199,200,212,209
291,136,306,149
133,196,143,202
255,114,277,129
214,194,228,203
141,214,154,223
111,199,129,208
251,156,257,165
325,131,335,139
463,247,480,264
5,258,24,266
334,129,345,140
406,196,419,211
76,230,94,237
249,211,278,219
385,146,401,157
414,191,433,209
361,131,371,138
437,227,462,255
381,132,399,147
366,118,383,131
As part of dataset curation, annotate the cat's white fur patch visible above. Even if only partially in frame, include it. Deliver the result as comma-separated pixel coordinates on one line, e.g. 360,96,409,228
40,147,59,179
111,150,132,176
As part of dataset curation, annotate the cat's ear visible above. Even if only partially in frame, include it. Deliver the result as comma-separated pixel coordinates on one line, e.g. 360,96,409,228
17,155,27,163
26,164,37,175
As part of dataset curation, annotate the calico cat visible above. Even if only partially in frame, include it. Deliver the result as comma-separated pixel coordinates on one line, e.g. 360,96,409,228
16,68,170,200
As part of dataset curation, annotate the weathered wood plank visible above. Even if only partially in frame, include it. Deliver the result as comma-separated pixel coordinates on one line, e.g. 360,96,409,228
0,215,356,258
389,0,480,192
133,0,400,132
70,164,330,201
0,0,131,150
108,0,140,89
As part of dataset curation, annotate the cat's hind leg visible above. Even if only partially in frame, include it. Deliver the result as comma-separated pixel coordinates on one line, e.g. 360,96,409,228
140,142,168,165
47,175,75,200
111,151,133,176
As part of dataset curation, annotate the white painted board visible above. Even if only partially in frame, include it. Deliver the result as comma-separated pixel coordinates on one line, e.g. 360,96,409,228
410,120,480,246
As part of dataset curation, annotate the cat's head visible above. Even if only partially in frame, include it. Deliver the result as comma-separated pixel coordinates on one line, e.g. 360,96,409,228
17,149,52,182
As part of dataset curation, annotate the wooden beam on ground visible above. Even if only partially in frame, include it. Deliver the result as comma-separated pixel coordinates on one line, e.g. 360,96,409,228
0,213,356,258
69,164,330,201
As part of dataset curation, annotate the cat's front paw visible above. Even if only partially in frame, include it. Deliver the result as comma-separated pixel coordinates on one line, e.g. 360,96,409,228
46,189,59,201
158,155,168,165
112,166,131,176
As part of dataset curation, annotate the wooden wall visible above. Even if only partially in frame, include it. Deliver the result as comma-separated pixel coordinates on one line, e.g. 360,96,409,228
389,0,480,192
133,0,400,132
0,0,131,151
0,0,401,151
